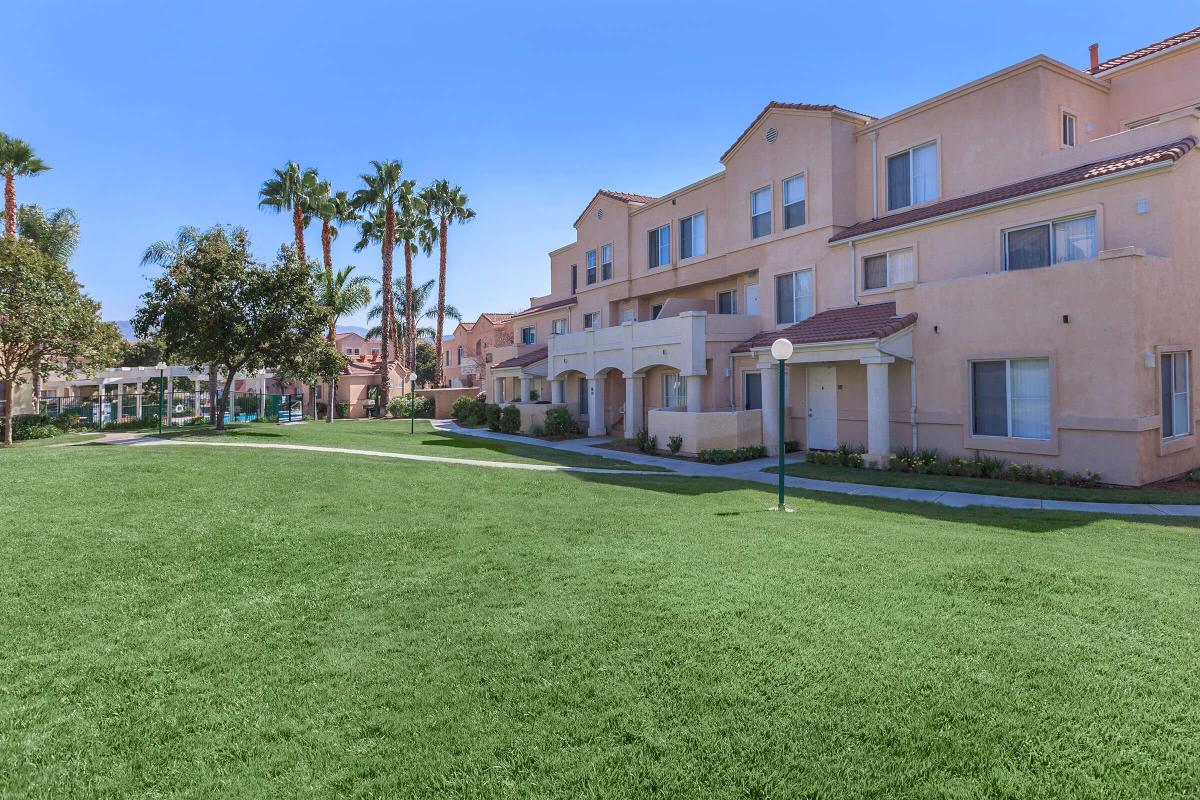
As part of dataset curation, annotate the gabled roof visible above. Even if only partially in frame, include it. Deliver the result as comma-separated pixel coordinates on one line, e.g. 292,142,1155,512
720,101,876,163
493,346,548,370
458,321,475,332
1090,25,1200,74
733,302,917,353
574,189,657,227
509,296,577,320
830,136,1197,243
480,313,512,325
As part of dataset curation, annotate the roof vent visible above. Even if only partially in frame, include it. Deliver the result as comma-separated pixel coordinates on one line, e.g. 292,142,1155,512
765,127,778,143
597,208,604,219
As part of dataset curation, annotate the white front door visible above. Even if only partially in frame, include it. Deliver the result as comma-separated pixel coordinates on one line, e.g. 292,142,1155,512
806,365,837,450
744,284,760,316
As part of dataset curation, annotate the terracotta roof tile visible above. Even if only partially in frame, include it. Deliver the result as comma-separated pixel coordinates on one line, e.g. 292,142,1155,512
1090,26,1200,74
733,302,917,353
597,189,657,204
493,346,548,370
830,137,1196,243
721,101,876,162
509,296,578,319
480,313,513,324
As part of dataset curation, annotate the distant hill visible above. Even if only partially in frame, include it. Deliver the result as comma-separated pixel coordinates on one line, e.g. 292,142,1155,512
112,321,371,341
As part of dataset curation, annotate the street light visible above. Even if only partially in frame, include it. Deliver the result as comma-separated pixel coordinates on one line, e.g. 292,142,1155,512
408,371,418,434
155,362,167,434
770,338,794,511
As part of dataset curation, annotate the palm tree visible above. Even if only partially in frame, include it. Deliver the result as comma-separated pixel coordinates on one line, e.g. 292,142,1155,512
365,277,461,347
394,189,437,371
421,181,474,386
351,160,407,409
309,182,358,340
0,134,50,237
16,204,79,407
318,265,372,423
258,161,318,264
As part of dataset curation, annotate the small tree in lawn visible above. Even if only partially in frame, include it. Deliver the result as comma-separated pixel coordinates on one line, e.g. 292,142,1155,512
0,237,121,444
271,338,347,421
413,341,437,388
133,226,330,431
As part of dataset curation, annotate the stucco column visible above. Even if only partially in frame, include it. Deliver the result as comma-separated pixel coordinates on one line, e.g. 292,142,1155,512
550,378,563,404
258,375,267,418
624,374,644,435
685,374,703,413
587,375,606,437
193,378,202,418
228,379,237,423
492,375,504,404
862,356,895,468
520,376,532,403
135,381,143,419
760,366,781,456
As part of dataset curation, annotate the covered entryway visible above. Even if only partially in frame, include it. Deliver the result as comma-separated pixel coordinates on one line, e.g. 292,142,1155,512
806,365,838,450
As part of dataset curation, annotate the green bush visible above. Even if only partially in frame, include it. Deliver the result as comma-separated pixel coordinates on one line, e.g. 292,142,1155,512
335,402,349,419
542,407,579,437
485,403,502,431
452,394,478,422
499,405,521,434
528,388,539,402
316,401,328,418
1,413,55,442
784,440,800,453
388,395,434,419
20,424,60,441
698,446,767,464
668,435,683,455
528,422,545,437
452,394,488,426
53,413,80,432
635,428,657,454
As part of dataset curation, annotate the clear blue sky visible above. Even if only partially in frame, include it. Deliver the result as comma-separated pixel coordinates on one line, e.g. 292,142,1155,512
7,1,1196,329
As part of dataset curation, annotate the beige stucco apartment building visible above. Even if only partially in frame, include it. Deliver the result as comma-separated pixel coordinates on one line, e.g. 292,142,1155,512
487,25,1200,486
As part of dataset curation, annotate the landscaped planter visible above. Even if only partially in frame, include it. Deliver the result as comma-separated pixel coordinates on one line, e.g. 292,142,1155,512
647,408,762,455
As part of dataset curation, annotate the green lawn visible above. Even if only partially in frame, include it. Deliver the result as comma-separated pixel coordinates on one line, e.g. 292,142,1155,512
5,432,103,449
2,443,1199,798
771,461,1200,505
158,418,664,471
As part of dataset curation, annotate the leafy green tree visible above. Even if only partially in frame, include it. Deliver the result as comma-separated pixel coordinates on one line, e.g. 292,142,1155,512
16,204,82,402
0,134,50,237
133,227,330,431
413,340,438,388
259,161,319,265
141,225,201,272
420,181,474,385
317,265,371,422
351,161,407,410
0,237,121,444
117,338,166,368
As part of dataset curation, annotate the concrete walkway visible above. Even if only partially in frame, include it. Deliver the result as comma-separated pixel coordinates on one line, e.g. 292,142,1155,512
431,421,1200,518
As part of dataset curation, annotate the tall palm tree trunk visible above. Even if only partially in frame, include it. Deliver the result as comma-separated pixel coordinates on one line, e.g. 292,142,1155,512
404,244,415,372
292,204,307,264
379,206,395,412
208,364,219,426
3,173,15,237
322,218,337,422
435,214,448,386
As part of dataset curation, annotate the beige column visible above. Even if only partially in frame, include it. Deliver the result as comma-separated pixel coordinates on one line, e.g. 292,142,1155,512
520,376,532,403
862,355,895,468
761,365,781,456
192,376,202,417
228,378,237,423
624,374,644,435
587,375,606,437
685,374,703,413
135,381,143,419
550,378,563,404
258,375,267,418
493,375,504,404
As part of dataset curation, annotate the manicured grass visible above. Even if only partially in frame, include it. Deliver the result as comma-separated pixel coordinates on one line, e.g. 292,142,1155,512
159,419,665,471
2,443,1199,797
770,461,1200,504
5,432,103,449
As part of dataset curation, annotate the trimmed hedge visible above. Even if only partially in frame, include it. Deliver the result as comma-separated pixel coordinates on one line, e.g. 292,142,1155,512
452,394,488,427
541,407,579,437
387,395,434,419
499,405,521,434
698,445,768,464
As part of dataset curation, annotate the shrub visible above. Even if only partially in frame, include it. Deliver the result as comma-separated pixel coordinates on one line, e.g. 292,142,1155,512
528,388,539,402
528,422,545,437
53,413,80,432
452,394,478,423
452,394,488,427
335,402,349,419
499,404,521,434
698,446,767,464
668,435,683,455
316,401,328,418
388,395,435,419
485,403,502,431
21,424,59,440
784,440,800,454
635,428,657,454
542,407,579,437
1,413,54,442
183,415,207,427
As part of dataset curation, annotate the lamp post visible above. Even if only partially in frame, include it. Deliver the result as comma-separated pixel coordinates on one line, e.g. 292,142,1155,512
156,362,167,434
770,338,794,511
408,372,418,434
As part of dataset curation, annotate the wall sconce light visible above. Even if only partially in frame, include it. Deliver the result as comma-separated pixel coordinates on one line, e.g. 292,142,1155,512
1062,314,1070,324
933,324,939,334
1144,352,1156,369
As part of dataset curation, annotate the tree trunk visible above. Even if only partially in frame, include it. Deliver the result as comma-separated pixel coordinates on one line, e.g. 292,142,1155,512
379,205,394,411
292,203,307,264
216,373,236,431
208,364,219,426
435,214,448,386
321,219,333,279
3,173,15,238
31,357,42,413
404,243,415,371
327,377,336,423
2,380,13,445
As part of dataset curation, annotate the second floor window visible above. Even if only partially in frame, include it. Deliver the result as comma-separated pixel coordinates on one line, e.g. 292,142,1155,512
887,141,937,211
586,250,597,285
751,186,772,238
601,243,613,280
648,225,670,268
551,318,566,335
717,290,737,315
583,311,600,329
783,175,806,229
680,212,706,259
1004,214,1096,271
862,248,914,291
1062,113,1077,147
775,269,814,325
521,326,536,345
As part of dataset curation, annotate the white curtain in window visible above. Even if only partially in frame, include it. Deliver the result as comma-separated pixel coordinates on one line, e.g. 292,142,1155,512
1009,358,1050,439
692,213,706,257
1172,353,1191,436
910,143,938,204
1053,216,1096,263
795,269,814,321
889,249,914,284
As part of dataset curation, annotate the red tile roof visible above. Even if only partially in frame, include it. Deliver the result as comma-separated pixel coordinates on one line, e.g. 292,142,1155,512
597,189,657,204
830,137,1196,243
480,313,513,325
493,346,548,370
1090,26,1200,74
733,302,917,353
721,101,876,163
509,296,578,319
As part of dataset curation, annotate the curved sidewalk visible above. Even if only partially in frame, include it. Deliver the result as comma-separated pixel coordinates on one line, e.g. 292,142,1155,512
431,421,1200,518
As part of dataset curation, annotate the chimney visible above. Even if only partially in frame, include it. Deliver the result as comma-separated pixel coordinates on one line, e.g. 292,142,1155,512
1089,43,1099,71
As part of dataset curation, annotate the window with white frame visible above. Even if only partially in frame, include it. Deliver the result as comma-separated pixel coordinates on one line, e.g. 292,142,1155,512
680,211,706,259
887,141,938,211
716,289,737,315
1161,351,1191,439
663,373,687,408
775,269,814,324
971,358,1051,440
583,311,600,329
751,186,772,238
648,225,670,268
783,174,806,229
862,248,914,291
1062,112,1077,147
586,249,597,285
551,318,566,335
1004,214,1096,271
601,243,613,281
521,326,536,345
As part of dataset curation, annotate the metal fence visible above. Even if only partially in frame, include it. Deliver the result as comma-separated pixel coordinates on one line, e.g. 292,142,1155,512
37,392,304,428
